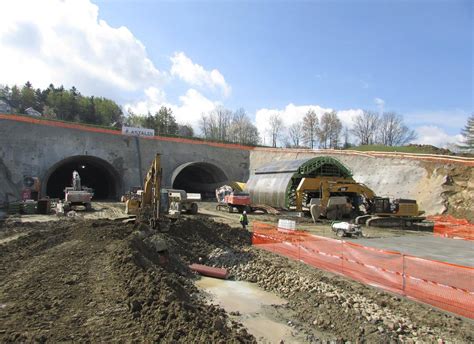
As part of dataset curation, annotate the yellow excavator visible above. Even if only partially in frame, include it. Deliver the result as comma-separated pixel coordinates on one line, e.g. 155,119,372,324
296,177,425,227
295,177,376,219
355,198,425,228
126,153,179,232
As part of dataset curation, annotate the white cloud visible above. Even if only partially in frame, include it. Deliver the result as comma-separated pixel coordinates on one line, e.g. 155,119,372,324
123,87,167,115
171,89,220,128
125,88,219,131
0,0,165,100
170,52,231,97
413,126,463,148
255,104,332,145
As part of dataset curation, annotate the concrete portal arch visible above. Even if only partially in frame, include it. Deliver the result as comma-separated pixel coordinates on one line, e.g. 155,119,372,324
42,155,122,200
171,162,229,198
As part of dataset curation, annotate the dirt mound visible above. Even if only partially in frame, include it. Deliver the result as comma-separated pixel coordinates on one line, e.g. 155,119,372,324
0,219,254,343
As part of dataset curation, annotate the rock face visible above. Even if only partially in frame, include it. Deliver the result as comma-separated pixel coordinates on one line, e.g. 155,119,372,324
250,149,473,220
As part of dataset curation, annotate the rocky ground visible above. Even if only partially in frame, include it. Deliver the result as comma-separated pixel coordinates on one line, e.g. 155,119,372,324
0,215,472,343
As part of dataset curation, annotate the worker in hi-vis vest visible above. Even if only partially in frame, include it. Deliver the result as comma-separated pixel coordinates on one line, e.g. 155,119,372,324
239,211,249,230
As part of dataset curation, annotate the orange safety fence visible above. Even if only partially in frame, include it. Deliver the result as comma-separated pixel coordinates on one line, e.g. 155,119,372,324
252,222,474,319
428,215,474,241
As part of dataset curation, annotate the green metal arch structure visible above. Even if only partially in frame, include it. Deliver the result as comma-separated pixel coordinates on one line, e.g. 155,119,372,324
246,156,353,209
297,156,352,178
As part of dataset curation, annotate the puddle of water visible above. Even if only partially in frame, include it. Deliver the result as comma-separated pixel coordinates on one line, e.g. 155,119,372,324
196,277,304,344
196,276,286,313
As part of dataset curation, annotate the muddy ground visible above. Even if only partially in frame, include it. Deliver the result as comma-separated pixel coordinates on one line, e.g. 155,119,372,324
0,212,472,343
0,218,254,343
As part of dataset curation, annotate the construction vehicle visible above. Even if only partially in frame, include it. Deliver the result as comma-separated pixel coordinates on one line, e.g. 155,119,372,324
354,197,426,228
296,177,375,220
64,170,94,211
216,185,252,213
167,189,200,215
304,179,425,227
121,186,142,202
135,154,175,231
125,188,200,216
216,185,280,214
124,190,143,215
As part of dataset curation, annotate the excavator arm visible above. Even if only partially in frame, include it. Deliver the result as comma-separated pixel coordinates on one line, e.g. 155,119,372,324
296,177,376,212
138,153,171,231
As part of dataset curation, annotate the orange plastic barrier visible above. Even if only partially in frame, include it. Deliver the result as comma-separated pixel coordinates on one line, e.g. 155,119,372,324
404,256,473,318
252,222,474,319
428,215,474,241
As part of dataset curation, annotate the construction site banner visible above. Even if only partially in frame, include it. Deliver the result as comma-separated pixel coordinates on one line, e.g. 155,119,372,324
251,222,474,319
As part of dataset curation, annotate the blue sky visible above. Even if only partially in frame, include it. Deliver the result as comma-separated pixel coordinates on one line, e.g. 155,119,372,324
97,0,471,112
1,0,472,146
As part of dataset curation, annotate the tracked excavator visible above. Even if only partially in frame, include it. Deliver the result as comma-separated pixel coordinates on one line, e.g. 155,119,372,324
124,153,180,266
355,198,426,228
298,177,425,228
126,153,188,232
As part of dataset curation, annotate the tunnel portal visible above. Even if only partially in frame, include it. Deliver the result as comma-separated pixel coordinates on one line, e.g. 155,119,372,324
172,162,228,198
45,156,120,200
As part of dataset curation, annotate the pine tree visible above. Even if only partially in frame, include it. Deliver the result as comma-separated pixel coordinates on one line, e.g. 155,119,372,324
459,114,474,152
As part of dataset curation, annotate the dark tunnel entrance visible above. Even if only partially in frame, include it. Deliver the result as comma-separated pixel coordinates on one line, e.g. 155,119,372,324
172,162,228,199
45,156,120,200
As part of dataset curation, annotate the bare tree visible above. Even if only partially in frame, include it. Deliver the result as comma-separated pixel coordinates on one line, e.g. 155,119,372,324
287,122,303,148
351,110,379,145
328,113,343,148
200,106,233,141
228,108,260,145
319,111,342,148
378,112,417,146
268,113,283,147
302,109,319,149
